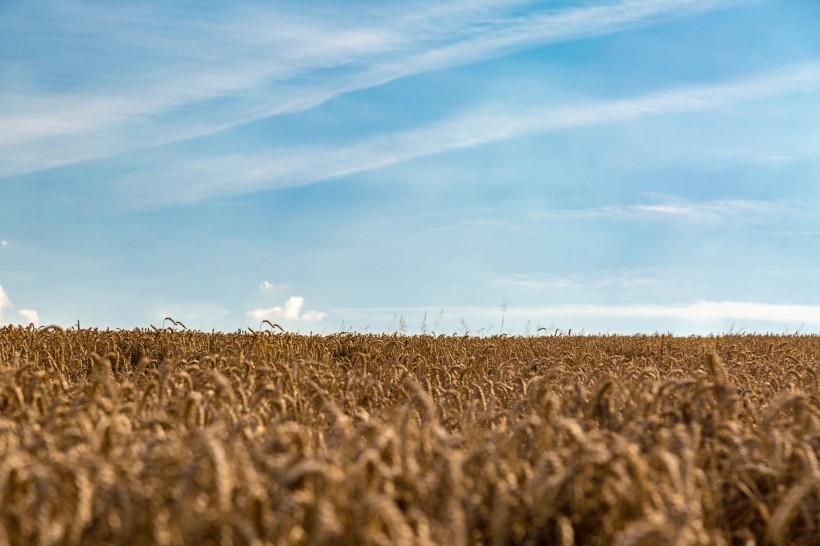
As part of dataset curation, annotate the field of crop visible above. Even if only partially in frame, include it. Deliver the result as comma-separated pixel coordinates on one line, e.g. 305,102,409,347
0,326,818,545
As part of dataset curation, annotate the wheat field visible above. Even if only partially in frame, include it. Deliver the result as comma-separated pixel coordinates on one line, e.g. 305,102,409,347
0,325,818,545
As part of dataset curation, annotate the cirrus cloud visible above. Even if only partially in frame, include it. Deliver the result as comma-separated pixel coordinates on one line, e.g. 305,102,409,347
0,0,748,179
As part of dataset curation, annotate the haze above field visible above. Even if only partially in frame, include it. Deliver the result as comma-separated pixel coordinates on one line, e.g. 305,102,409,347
1,0,819,334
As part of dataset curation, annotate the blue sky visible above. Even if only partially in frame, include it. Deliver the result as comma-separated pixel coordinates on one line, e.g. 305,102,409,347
2,0,820,334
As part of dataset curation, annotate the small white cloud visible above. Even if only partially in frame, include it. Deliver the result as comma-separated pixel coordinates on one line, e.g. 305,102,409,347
18,309,39,326
248,295,326,322
302,310,328,321
282,296,303,320
0,285,11,322
260,280,288,291
249,296,303,320
1,240,7,247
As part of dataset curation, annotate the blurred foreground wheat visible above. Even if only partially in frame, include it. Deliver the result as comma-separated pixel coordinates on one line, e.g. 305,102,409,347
1,326,818,545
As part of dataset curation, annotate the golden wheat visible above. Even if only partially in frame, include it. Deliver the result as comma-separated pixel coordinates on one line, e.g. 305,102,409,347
0,327,818,545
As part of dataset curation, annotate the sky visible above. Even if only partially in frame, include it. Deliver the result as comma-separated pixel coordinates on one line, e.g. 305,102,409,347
1,0,820,335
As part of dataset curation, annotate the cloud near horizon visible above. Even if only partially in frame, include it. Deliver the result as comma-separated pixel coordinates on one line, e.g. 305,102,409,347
0,286,38,326
335,301,820,334
18,309,39,326
248,296,327,323
0,286,11,323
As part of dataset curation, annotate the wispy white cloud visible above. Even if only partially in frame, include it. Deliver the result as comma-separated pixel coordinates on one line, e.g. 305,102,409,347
529,197,798,224
749,154,799,165
0,0,748,178
18,309,39,326
492,272,657,292
363,0,750,84
260,281,288,291
248,296,326,322
120,60,820,206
